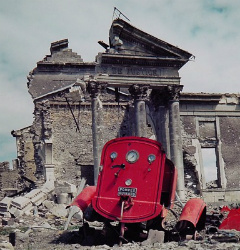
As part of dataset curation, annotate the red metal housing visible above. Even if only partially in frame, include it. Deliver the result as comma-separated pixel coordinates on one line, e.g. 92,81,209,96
91,136,177,223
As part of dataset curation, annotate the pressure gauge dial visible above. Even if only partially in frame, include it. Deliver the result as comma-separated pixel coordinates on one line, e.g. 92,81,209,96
126,150,139,163
148,154,156,164
110,152,118,161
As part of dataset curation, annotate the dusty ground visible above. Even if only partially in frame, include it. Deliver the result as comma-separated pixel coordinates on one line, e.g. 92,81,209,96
2,226,240,250
1,214,240,250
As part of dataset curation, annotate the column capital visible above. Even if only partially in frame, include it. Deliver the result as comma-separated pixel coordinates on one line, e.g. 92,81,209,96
87,81,107,98
168,85,183,102
129,84,150,100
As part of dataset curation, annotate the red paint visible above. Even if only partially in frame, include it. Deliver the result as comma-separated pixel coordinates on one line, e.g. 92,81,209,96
176,198,206,231
219,207,240,231
70,186,96,211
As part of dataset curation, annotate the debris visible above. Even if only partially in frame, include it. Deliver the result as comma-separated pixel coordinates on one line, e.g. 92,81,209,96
25,189,47,206
0,197,13,214
64,205,81,230
10,197,33,217
141,230,165,245
211,230,240,243
47,204,69,218
0,241,14,250
64,178,86,230
9,229,32,248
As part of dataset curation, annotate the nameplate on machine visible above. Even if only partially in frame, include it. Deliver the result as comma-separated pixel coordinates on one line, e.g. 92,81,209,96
118,187,137,197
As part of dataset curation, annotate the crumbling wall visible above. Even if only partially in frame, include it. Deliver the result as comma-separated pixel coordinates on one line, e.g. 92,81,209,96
31,99,52,182
50,102,93,185
181,116,201,196
30,90,137,186
0,162,19,199
219,117,240,189
11,126,36,182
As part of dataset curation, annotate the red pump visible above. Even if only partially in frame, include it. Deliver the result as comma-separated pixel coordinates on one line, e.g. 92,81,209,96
71,136,206,243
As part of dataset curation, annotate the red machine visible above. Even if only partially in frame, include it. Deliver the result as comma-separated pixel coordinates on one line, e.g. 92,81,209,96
71,136,206,244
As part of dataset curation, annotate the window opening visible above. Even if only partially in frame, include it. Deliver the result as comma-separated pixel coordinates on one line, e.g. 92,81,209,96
201,147,218,188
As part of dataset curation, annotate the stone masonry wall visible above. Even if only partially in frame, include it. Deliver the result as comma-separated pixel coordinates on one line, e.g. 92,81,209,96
181,116,201,196
219,117,240,189
0,162,19,199
30,89,156,186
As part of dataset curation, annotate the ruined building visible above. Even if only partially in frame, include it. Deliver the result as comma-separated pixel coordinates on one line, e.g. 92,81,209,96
6,18,240,204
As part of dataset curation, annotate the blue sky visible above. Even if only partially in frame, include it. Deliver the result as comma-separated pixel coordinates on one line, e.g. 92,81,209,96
1,0,240,164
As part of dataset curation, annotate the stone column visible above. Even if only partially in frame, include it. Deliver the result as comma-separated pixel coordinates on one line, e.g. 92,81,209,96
168,86,185,201
87,81,103,185
129,85,149,137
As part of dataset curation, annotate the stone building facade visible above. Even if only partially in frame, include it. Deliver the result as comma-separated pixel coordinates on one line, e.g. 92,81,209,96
4,18,240,204
180,93,240,203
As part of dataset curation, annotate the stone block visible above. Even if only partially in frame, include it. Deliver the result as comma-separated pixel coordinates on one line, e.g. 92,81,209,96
9,229,31,248
9,207,22,218
11,197,31,210
49,204,68,218
41,182,54,194
0,197,13,212
2,218,14,226
0,241,14,250
25,189,47,206
141,229,164,245
10,197,33,217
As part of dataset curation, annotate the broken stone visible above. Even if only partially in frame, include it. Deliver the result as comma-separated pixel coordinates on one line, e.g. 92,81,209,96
9,229,32,248
54,181,77,195
141,229,165,245
42,199,54,209
0,197,13,213
48,204,69,218
0,241,14,250
9,206,22,218
2,218,14,226
32,221,57,231
11,196,31,210
25,188,47,206
64,205,82,230
56,192,72,204
41,181,54,194
2,212,11,218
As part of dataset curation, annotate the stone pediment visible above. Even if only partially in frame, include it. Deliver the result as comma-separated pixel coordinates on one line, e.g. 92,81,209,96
108,18,192,64
95,19,193,88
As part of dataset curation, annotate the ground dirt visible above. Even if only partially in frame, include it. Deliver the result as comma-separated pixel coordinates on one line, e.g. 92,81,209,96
1,215,240,250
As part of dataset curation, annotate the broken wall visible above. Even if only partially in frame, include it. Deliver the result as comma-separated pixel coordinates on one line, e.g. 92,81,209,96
180,93,240,203
11,126,36,182
30,90,145,186
0,162,19,199
220,117,240,189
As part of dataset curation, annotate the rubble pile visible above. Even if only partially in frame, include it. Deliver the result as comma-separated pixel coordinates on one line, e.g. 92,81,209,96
1,181,240,249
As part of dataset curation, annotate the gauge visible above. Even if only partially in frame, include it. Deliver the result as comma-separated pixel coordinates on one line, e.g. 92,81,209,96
126,150,139,163
110,152,118,161
148,154,156,164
